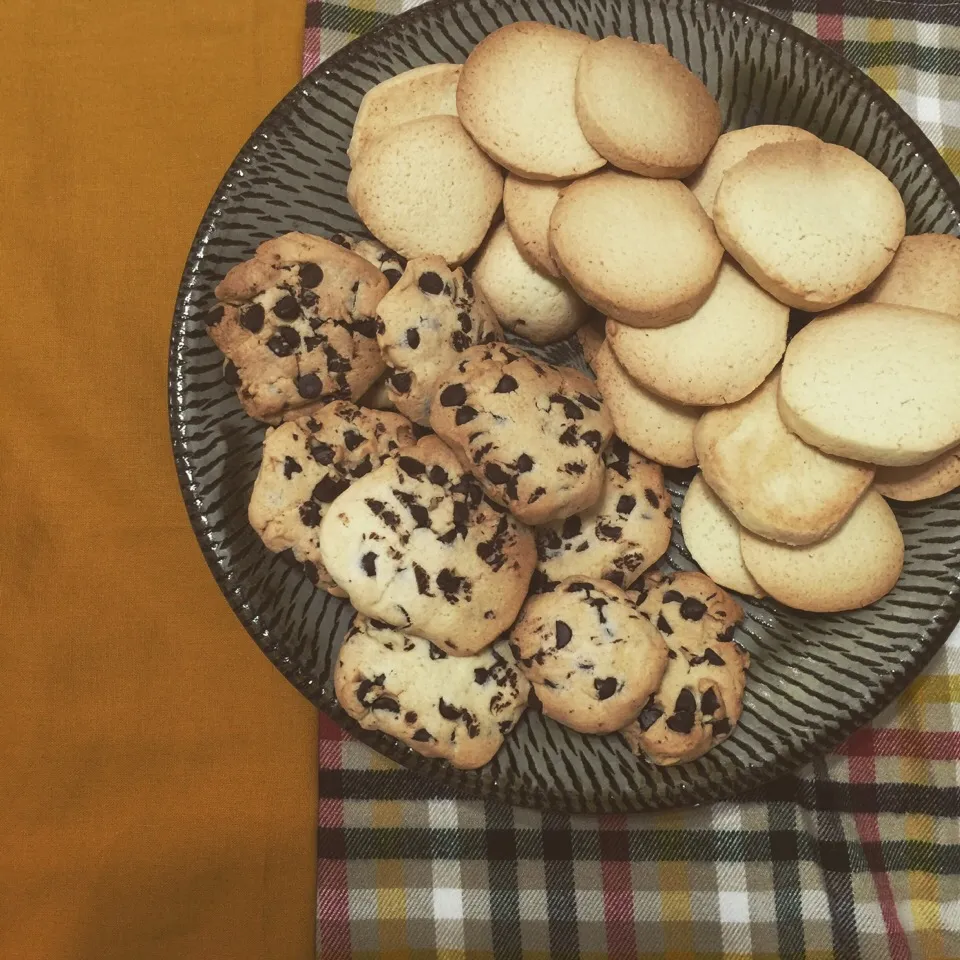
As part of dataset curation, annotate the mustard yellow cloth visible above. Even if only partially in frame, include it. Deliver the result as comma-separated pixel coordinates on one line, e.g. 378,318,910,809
0,3,317,958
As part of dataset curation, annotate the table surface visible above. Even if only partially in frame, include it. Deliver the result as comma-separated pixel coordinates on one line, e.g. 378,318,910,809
307,2,960,959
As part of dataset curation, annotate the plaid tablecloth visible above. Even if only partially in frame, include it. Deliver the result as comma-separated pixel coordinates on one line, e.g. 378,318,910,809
306,2,960,957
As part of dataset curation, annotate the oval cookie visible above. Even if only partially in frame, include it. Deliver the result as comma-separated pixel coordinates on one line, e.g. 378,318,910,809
740,491,904,613
473,222,587,345
606,258,788,406
779,303,960,466
861,233,960,317
456,22,605,180
550,171,723,327
874,447,960,502
502,175,567,277
575,38,720,177
694,372,874,545
680,474,765,599
686,124,820,218
593,342,700,468
714,140,905,310
348,63,461,164
347,114,503,265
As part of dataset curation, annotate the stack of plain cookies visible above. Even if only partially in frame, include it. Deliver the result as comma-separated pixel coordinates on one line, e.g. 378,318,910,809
204,21,960,772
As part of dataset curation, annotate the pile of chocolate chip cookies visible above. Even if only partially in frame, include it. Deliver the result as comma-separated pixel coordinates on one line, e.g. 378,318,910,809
204,21,960,771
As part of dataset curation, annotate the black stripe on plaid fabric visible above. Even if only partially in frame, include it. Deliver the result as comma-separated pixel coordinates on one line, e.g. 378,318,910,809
768,802,805,960
483,799,523,960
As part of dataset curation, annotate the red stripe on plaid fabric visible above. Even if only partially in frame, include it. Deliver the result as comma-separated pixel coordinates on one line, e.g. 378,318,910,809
816,12,844,42
847,751,912,960
317,713,351,960
303,0,323,75
837,727,960,760
598,816,638,960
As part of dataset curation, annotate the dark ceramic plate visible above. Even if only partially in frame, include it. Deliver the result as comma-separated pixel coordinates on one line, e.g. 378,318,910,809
169,0,960,812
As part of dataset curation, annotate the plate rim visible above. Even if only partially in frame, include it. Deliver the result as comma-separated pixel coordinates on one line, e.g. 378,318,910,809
168,0,960,812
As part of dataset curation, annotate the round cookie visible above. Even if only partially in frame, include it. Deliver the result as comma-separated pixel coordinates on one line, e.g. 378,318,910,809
376,256,503,426
456,22,605,180
509,577,668,735
429,343,614,525
534,437,673,592
549,171,723,327
502,175,567,277
347,63,461,165
874,447,960,502
686,125,820,218
861,233,960,317
574,38,721,177
326,233,406,287
606,258,788,406
779,303,960,466
694,372,874,545
248,401,415,595
740,490,904,613
347,114,503,265
679,473,764,599
318,435,537,655
713,140,906,310
593,342,700,468
335,617,529,769
622,570,749,766
209,232,388,424
473,222,588,345
576,314,606,367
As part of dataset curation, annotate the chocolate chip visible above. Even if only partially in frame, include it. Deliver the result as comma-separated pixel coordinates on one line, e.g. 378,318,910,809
704,648,725,666
561,516,581,540
498,719,513,734
485,463,511,485
563,461,586,475
457,311,473,333
303,335,322,352
555,620,572,649
580,430,603,452
268,325,301,357
515,454,533,473
352,316,377,338
436,568,465,597
413,563,431,595
718,625,736,643
356,677,375,704
680,598,707,622
474,667,489,685
712,718,731,737
223,360,241,386
406,328,420,349
389,370,412,395
328,233,350,247
343,429,364,451
408,503,430,528
273,294,300,320
596,522,622,541
656,613,673,635
351,456,372,478
594,676,618,700
440,384,466,407
550,393,583,420
558,426,579,447
428,645,447,660
428,465,448,486
303,560,319,585
371,696,399,713
645,488,660,508
360,552,377,576
283,456,302,479
566,581,593,593
405,711,418,724
398,456,425,478
299,262,323,287
240,303,265,333
310,442,334,465
296,373,323,399
312,475,350,502
666,709,695,735
616,495,636,516
366,498,384,515
700,688,720,715
455,406,477,426
299,500,321,527
638,699,663,731
438,698,460,721
662,590,684,604
412,728,433,742
577,392,602,411
418,271,444,295
205,304,224,327
494,375,518,393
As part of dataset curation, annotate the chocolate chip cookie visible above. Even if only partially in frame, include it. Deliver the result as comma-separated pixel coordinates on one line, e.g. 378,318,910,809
248,401,415,594
509,577,668,734
318,435,537,655
430,343,614,525
208,232,388,423
533,437,672,592
335,615,529,769
375,256,503,426
622,571,749,765
326,232,406,287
